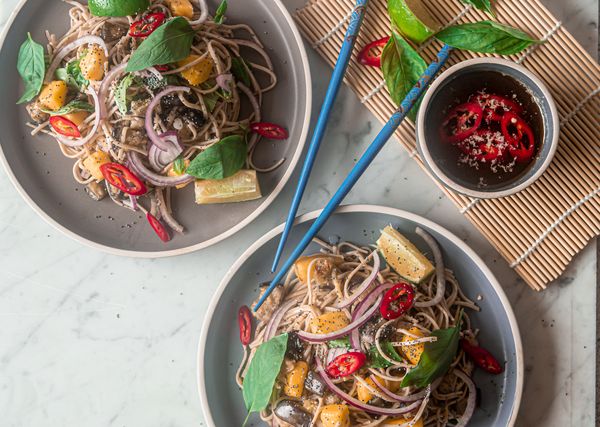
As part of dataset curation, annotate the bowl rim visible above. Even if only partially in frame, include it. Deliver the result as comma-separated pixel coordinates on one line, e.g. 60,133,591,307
416,57,559,199
197,204,524,427
0,0,313,258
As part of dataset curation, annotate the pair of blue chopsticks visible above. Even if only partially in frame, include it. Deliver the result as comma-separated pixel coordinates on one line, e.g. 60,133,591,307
255,1,452,311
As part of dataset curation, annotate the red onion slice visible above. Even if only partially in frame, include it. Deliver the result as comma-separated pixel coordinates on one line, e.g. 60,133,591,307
216,73,234,91
334,251,380,309
189,0,209,25
370,376,441,403
265,299,298,341
45,35,108,83
55,86,101,147
315,356,422,416
127,151,194,187
414,227,446,308
148,132,183,172
349,283,394,349
99,62,127,120
452,370,476,427
146,86,191,151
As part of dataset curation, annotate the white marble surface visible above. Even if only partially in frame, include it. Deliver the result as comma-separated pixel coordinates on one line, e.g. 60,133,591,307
0,0,597,426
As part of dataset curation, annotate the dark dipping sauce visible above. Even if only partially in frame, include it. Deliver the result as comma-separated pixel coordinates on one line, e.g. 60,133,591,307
425,70,544,191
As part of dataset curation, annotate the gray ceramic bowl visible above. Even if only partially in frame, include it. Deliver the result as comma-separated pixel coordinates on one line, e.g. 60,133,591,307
0,0,311,256
198,205,523,426
417,58,558,199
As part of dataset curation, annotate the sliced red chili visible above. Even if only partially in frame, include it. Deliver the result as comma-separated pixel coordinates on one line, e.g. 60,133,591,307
380,282,415,320
238,305,252,346
50,116,81,138
129,12,166,38
501,112,535,163
461,338,504,375
439,102,483,144
250,122,288,140
326,351,367,378
100,163,147,196
357,36,390,68
154,64,170,72
459,129,506,162
472,93,522,123
146,212,170,242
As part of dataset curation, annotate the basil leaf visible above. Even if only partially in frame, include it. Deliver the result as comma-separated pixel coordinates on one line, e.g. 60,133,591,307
186,135,246,179
127,17,195,72
460,0,494,16
242,333,288,424
367,342,403,368
173,157,186,175
400,322,461,388
115,74,135,114
381,32,427,121
231,57,251,87
88,0,149,17
328,337,351,349
41,100,94,116
436,21,539,55
16,33,45,104
214,0,228,25
57,59,89,89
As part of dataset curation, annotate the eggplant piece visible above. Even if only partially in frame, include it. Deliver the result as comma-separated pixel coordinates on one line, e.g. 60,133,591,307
304,370,326,396
273,399,312,427
85,181,107,201
252,282,284,323
101,22,127,43
182,108,205,127
26,101,49,124
285,332,304,361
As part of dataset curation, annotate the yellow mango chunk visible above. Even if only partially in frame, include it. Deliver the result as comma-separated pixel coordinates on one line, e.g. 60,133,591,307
63,111,89,127
383,418,423,426
320,404,350,427
401,327,425,365
284,361,308,398
294,255,342,285
79,45,107,81
310,311,348,335
167,159,191,189
178,55,213,86
38,81,68,111
357,377,378,403
166,0,194,18
83,151,111,181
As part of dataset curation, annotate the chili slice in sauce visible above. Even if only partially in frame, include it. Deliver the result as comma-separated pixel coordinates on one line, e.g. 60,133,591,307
439,102,483,144
250,122,288,140
50,116,81,138
380,282,415,320
146,213,170,242
501,111,535,163
100,163,147,196
459,129,506,162
326,351,367,378
129,12,166,38
238,305,252,346
357,36,390,68
472,93,522,123
460,338,504,374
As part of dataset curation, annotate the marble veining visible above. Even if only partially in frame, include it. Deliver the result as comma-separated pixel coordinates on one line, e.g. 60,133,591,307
0,0,597,426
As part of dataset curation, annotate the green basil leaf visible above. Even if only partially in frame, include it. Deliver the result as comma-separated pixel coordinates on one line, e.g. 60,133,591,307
88,0,149,17
400,319,461,388
328,337,351,349
16,33,45,104
231,57,251,87
115,74,135,114
186,135,246,179
59,59,89,89
242,333,288,424
367,342,403,368
436,21,539,55
127,17,195,72
381,32,427,121
460,0,494,16
41,100,94,116
214,0,228,25
173,157,186,175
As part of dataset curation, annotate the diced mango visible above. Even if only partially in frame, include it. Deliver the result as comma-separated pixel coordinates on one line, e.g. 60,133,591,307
401,327,425,365
310,311,348,335
38,81,68,111
167,159,191,189
383,418,423,426
320,404,350,427
357,377,378,403
63,111,90,127
79,45,106,81
166,0,194,18
178,55,213,86
83,151,111,181
294,255,342,285
284,361,308,398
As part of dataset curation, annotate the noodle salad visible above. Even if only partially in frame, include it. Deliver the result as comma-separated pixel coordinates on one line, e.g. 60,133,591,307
237,226,504,426
16,0,287,242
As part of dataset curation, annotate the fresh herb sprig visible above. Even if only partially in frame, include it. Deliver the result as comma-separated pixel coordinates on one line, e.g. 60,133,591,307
186,135,247,179
16,33,45,104
460,0,495,16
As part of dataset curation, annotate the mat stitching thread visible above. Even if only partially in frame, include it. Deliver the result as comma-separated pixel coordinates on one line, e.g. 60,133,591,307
460,198,480,214
312,10,353,48
561,86,600,125
510,187,600,268
516,21,562,64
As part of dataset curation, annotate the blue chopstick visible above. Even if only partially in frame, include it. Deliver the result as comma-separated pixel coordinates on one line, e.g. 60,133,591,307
255,44,453,311
271,0,369,272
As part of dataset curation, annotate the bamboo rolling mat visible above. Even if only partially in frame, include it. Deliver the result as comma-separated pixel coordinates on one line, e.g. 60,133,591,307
295,0,600,290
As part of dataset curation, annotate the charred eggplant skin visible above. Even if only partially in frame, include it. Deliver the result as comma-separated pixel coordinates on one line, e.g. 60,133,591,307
273,399,312,427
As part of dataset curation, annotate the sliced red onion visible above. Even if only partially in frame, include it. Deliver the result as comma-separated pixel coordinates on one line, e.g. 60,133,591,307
265,299,297,341
349,283,395,349
216,73,233,91
99,62,127,119
414,227,446,308
370,376,441,403
326,347,350,365
146,66,164,80
148,132,183,172
297,294,383,344
127,151,194,187
156,188,184,233
452,370,476,427
55,86,101,147
146,86,191,151
189,0,209,25
315,356,422,416
128,195,139,211
45,35,108,83
334,251,380,309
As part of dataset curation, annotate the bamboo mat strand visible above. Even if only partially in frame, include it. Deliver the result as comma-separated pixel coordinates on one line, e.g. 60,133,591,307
294,0,600,290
